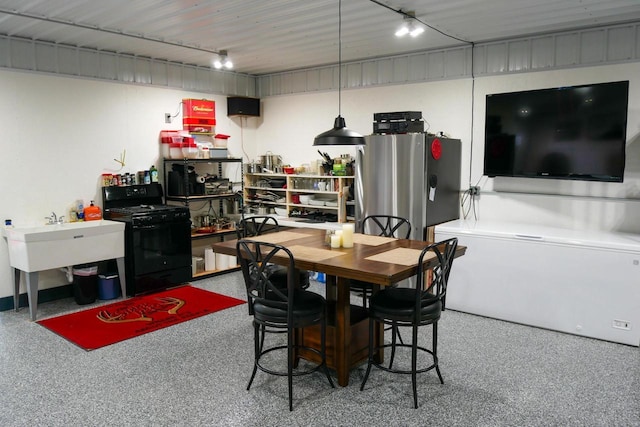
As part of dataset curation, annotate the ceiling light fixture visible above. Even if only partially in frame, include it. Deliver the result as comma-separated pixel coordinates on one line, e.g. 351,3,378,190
213,50,233,69
314,0,365,147
395,11,424,38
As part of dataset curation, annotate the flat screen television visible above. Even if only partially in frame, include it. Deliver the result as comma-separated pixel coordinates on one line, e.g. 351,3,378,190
483,81,629,182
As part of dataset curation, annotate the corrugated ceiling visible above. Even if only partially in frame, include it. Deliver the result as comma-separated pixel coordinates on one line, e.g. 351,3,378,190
0,0,639,75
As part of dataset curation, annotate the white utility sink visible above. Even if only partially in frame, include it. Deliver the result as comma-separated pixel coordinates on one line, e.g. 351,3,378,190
6,220,125,271
4,219,127,320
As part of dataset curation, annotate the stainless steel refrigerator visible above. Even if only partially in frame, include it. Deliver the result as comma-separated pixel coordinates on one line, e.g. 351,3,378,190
355,133,461,241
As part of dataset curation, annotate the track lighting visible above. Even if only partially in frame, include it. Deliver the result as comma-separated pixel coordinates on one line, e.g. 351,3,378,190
395,12,424,38
213,50,233,69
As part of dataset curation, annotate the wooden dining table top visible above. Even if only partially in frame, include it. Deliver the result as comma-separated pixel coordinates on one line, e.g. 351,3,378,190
211,228,467,286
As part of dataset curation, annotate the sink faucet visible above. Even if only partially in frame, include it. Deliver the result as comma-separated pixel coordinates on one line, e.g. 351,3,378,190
45,212,64,225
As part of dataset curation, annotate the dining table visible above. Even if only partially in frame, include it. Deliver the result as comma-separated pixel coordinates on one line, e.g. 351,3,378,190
210,227,466,386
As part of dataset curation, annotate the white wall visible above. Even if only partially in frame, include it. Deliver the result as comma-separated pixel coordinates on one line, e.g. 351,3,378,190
259,62,640,232
256,78,472,166
0,70,257,298
1,60,639,301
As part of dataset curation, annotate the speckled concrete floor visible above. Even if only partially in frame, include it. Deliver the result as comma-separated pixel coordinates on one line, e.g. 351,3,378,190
1,272,638,426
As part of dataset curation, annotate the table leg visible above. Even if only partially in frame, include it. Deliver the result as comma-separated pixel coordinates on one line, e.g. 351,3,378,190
115,257,127,298
25,272,39,321
372,284,384,364
13,268,20,312
334,276,351,387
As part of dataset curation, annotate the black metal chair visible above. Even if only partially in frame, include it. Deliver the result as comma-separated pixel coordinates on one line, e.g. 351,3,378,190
350,215,412,343
237,239,335,411
236,216,310,299
236,215,280,238
359,237,458,409
350,215,412,307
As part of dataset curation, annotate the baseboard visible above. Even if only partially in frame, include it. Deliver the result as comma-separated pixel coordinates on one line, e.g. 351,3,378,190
0,284,74,312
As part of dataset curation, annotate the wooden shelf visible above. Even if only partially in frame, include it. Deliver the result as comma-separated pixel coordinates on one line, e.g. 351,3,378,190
191,227,237,240
192,266,240,280
244,172,354,223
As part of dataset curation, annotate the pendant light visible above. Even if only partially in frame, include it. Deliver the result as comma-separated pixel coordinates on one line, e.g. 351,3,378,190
314,0,365,146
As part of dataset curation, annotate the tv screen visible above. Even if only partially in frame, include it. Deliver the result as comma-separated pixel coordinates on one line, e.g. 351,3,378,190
483,81,629,182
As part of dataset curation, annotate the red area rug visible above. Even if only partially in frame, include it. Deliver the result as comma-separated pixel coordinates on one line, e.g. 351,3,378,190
38,285,245,351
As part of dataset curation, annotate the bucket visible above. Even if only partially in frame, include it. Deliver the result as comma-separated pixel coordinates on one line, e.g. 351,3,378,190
98,274,121,300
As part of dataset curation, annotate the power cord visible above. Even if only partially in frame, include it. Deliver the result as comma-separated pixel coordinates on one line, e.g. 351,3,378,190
460,176,485,220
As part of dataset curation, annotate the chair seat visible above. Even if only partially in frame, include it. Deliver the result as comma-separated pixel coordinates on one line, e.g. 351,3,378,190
254,289,325,326
370,288,441,322
269,265,310,289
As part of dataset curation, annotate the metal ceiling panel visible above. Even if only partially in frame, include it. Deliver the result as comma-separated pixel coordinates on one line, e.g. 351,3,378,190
0,0,639,75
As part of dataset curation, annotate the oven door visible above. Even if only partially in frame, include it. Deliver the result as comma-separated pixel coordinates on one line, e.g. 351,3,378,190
129,219,192,278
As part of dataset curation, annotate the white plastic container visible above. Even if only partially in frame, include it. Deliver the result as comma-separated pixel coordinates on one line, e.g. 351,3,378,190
182,142,199,159
169,142,183,159
214,134,230,148
161,141,171,159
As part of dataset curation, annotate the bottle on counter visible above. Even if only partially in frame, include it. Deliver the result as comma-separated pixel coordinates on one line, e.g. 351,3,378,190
68,207,78,222
150,165,158,183
144,170,151,184
83,200,102,221
77,200,85,221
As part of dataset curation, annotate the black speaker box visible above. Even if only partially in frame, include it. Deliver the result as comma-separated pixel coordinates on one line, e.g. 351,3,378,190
227,97,260,117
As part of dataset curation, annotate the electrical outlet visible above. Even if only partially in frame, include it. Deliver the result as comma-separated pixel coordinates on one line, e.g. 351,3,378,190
164,113,171,124
612,319,631,330
469,186,480,196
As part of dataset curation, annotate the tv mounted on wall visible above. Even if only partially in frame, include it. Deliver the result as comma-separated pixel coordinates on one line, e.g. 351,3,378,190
483,81,629,182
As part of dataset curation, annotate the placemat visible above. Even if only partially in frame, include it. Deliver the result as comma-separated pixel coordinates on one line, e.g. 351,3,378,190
352,233,397,246
365,248,435,266
287,245,346,262
244,231,310,244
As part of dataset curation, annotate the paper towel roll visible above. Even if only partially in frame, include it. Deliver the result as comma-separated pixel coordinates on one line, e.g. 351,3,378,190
204,248,216,271
227,255,237,267
215,252,228,270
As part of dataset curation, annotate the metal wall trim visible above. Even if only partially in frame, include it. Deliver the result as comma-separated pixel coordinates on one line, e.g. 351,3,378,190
1,22,638,98
257,22,640,97
0,35,257,97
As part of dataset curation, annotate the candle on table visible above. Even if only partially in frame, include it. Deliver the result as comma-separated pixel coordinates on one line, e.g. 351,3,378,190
334,230,343,246
342,224,354,248
330,234,342,248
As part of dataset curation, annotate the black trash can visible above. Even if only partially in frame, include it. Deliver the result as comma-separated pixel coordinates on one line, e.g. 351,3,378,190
73,265,99,305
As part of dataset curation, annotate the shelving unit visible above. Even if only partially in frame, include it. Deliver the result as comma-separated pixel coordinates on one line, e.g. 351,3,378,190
244,173,354,223
163,157,242,279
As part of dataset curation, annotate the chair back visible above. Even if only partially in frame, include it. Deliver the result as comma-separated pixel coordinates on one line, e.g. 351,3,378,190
361,215,411,239
415,237,458,318
237,215,279,238
236,239,296,321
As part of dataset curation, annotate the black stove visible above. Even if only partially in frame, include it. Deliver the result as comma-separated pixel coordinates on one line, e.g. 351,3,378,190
102,183,192,296
106,204,190,226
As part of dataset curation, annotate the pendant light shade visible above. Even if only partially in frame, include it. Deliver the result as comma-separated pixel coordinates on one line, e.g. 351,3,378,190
313,0,365,146
314,116,365,146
